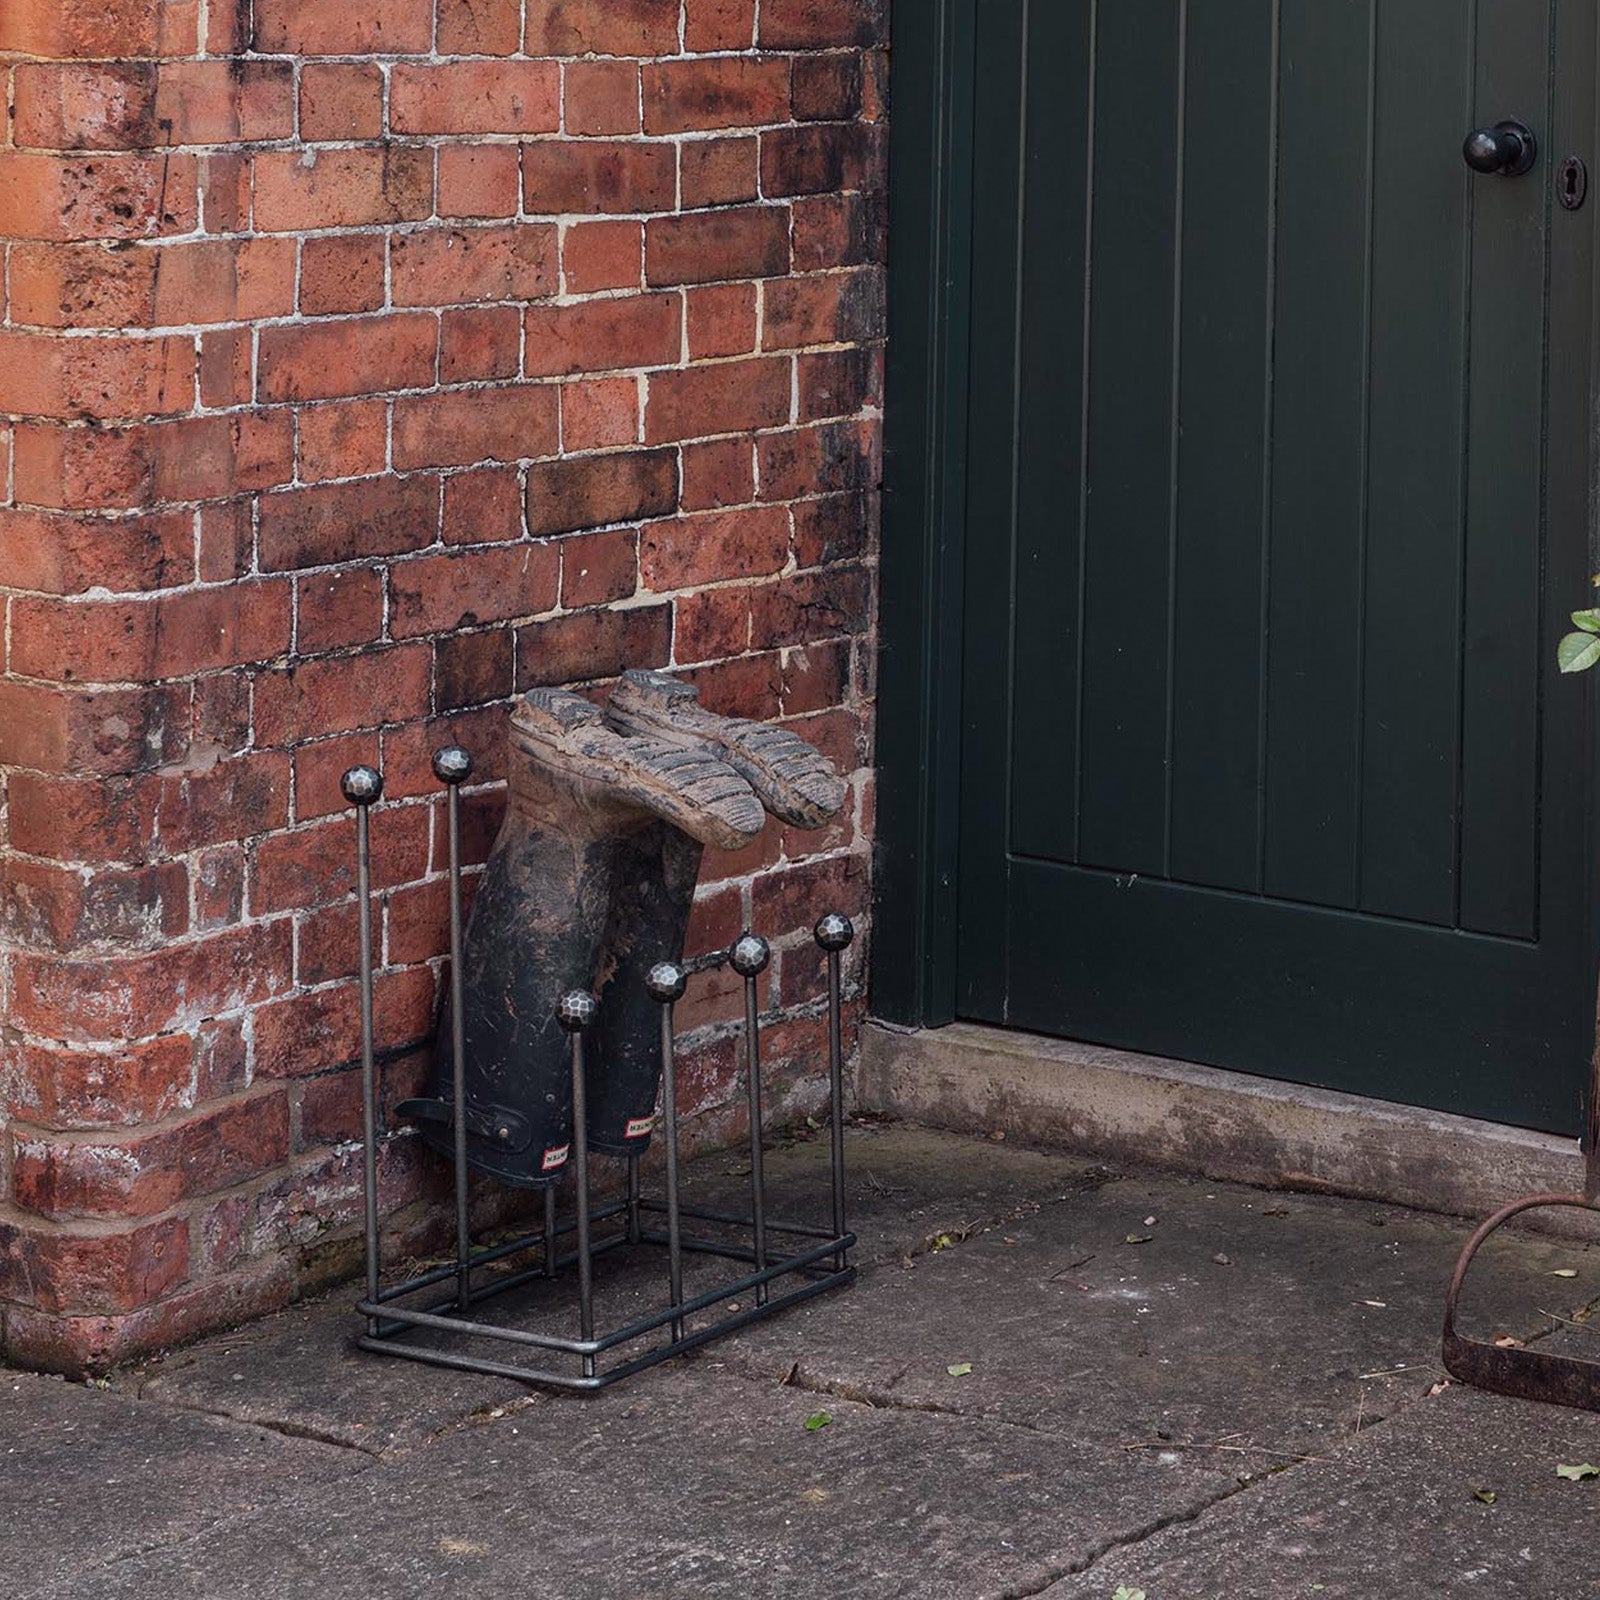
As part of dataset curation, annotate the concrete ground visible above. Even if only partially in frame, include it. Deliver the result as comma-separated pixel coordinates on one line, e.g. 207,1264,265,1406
10,1120,1600,1599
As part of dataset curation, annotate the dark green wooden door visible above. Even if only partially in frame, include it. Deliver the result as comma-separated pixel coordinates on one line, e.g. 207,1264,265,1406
957,0,1598,1131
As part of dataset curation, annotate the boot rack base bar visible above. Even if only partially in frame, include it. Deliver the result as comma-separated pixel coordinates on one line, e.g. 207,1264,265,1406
341,751,857,1394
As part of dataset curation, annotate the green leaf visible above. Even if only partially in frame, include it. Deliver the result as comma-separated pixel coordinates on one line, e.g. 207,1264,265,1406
1123,1234,1153,1245
1473,1488,1497,1506
1558,632,1600,673
803,1412,833,1433
1111,1588,1148,1600
1556,1462,1599,1481
1573,610,1600,634
946,1362,973,1377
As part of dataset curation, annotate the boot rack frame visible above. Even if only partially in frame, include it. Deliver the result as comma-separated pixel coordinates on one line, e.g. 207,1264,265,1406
342,750,857,1392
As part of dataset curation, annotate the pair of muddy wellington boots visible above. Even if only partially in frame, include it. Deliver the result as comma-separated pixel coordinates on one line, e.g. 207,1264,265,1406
397,669,848,1189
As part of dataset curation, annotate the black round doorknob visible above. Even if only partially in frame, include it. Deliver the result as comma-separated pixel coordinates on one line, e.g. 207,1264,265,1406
1463,120,1537,177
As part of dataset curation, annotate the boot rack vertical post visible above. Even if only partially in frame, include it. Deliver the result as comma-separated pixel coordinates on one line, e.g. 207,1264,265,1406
341,751,858,1391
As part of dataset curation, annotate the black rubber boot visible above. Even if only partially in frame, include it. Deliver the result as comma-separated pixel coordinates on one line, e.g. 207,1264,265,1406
399,688,764,1188
585,670,849,1156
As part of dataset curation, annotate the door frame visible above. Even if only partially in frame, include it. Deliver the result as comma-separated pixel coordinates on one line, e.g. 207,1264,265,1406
872,0,1600,1087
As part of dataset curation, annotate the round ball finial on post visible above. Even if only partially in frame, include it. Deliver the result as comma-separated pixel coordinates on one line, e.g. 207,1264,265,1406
814,912,854,953
645,961,689,1005
341,766,384,806
730,933,771,978
432,746,474,786
556,990,599,1033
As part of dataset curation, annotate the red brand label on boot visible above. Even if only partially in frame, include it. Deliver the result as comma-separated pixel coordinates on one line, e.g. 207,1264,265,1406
542,1145,570,1172
625,1117,656,1139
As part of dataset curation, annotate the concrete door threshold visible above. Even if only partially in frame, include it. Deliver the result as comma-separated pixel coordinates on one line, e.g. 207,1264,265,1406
859,1019,1585,1223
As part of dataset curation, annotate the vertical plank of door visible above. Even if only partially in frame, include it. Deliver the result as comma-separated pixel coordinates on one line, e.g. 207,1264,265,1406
955,0,1032,1019
1075,0,1184,875
1166,0,1278,891
1355,0,1473,926
1457,0,1552,941
1009,0,1096,864
1261,0,1375,910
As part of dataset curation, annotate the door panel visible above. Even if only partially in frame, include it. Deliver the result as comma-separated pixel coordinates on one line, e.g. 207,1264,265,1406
957,0,1597,1131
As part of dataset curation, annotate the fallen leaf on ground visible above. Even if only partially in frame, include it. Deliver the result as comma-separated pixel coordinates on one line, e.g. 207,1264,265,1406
1357,1300,1388,1309
1111,1588,1147,1600
1550,1269,1580,1278
1492,1335,1525,1349
439,1538,487,1558
947,1362,973,1377
1473,1488,1497,1506
1556,1462,1600,1481
804,1412,833,1432
1124,1234,1153,1245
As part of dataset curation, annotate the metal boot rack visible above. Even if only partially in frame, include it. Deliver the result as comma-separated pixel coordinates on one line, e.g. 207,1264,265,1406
342,749,857,1391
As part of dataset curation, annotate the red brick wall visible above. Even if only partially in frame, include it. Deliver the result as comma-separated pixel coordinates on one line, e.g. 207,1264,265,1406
0,0,885,1373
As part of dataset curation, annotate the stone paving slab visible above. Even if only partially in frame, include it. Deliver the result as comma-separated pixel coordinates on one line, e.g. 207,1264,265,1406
131,1123,1105,1452
3,1370,366,1595
1039,1381,1600,1599
29,1363,1225,1600
715,1172,1600,1470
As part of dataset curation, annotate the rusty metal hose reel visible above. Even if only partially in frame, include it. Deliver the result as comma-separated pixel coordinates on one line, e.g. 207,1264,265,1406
340,673,857,1390
1442,1058,1600,1411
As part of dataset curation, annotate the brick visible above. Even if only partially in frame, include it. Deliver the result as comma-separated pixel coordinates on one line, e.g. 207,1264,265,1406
560,526,638,608
0,856,186,954
673,585,751,662
523,294,681,378
290,733,379,829
11,584,291,685
762,122,883,198
292,573,382,660
0,1034,194,1132
645,355,791,444
799,345,877,420
253,645,433,744
522,141,676,216
444,467,525,545
644,58,791,135
439,145,522,219
392,385,561,470
390,544,559,637
198,326,252,409
646,206,790,288
254,147,434,233
525,0,681,55
0,1,196,62
253,806,429,914
563,220,643,294
299,62,385,142
559,375,639,452
300,234,387,319
391,62,560,136
641,505,790,592
9,238,296,331
13,1090,292,1221
757,417,879,500
252,967,435,1079
792,53,865,121
763,266,883,349
194,845,245,932
686,282,758,360
0,679,187,776
252,0,434,54
0,508,193,597
525,448,677,537
436,627,514,711
565,60,642,136
680,135,760,209
758,0,889,49
793,489,870,568
0,151,198,243
259,477,439,572
15,412,294,511
10,924,291,1049
437,0,521,55
749,564,871,649
259,314,437,404
392,224,557,306
515,602,672,687
790,190,885,272
441,306,522,382
296,399,389,484
681,437,755,510
0,1216,190,1315
156,753,292,854
684,0,757,52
